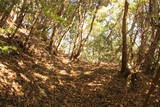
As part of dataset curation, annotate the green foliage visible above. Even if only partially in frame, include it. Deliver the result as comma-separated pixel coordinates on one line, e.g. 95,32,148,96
0,27,15,35
0,28,5,34
0,0,10,12
0,46,17,54
0,0,19,12
0,40,17,54
5,27,15,34
0,40,7,45
82,33,121,63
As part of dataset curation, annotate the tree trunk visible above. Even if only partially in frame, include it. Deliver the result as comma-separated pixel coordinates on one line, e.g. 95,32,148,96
11,14,26,38
25,11,41,47
0,3,15,28
143,27,160,72
142,0,160,73
56,18,75,51
0,13,9,28
47,26,57,55
73,1,100,59
120,0,129,77
137,30,148,64
11,1,28,38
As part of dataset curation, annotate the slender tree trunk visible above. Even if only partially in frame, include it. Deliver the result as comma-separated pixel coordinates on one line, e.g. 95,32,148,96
120,0,129,77
46,0,67,55
11,14,26,38
56,16,76,52
73,1,100,59
56,27,70,51
137,30,148,64
0,3,15,28
0,13,9,28
70,5,85,60
47,26,58,55
143,27,160,72
142,0,160,72
25,11,41,46
11,1,28,38
70,33,80,60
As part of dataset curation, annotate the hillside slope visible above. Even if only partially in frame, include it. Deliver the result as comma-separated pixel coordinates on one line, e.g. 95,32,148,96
0,35,159,107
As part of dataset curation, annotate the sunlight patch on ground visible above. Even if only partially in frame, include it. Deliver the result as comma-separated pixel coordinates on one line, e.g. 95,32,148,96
47,85,56,90
0,63,24,96
88,82,102,87
83,71,92,75
18,60,26,69
20,73,31,82
44,63,54,69
33,73,48,82
59,70,69,75
62,58,70,64
0,63,7,69
12,81,24,96
57,76,64,85
70,70,81,77
0,63,16,80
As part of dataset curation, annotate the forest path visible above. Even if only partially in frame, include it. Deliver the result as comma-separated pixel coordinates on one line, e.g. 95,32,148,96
0,36,159,107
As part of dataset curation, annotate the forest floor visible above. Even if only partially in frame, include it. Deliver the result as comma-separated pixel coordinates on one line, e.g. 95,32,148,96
0,35,159,107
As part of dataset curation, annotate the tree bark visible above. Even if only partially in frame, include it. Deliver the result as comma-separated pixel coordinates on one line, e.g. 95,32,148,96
70,3,86,60
11,1,28,38
73,1,100,59
137,30,148,64
143,27,160,72
47,25,58,55
24,11,41,48
11,13,26,38
0,2,15,28
120,0,129,77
